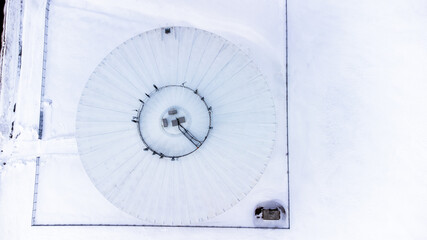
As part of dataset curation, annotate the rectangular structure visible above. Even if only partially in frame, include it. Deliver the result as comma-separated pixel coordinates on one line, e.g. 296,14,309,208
32,0,289,229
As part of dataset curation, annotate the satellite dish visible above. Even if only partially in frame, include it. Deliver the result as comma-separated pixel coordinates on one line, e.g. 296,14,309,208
76,27,276,225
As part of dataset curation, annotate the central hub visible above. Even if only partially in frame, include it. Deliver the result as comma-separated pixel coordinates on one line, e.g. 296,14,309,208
137,85,212,159
161,106,191,135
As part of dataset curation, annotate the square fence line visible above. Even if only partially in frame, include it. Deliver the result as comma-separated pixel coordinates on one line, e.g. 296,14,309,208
32,0,289,228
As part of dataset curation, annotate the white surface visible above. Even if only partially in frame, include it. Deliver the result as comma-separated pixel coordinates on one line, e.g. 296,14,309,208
1,0,427,239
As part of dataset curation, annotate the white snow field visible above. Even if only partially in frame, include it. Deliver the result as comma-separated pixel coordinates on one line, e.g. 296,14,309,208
1,0,427,240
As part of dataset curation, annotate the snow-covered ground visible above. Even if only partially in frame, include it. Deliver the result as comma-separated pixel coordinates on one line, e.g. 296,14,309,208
1,0,427,239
